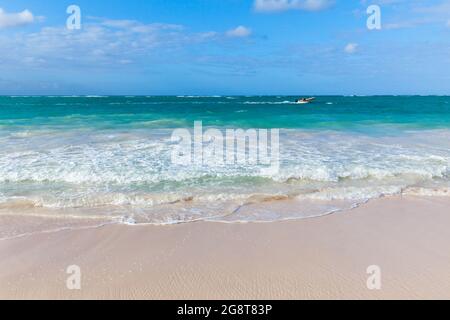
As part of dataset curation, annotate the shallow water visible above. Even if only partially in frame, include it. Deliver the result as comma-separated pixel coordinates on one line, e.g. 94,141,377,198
0,96,449,230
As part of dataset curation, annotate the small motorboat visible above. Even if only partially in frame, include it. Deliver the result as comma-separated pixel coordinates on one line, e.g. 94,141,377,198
295,97,315,104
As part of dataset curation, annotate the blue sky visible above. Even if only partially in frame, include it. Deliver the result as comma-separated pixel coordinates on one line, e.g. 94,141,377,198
0,0,449,95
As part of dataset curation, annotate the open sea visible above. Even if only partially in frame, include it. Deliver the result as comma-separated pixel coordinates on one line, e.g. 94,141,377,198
1,95,449,233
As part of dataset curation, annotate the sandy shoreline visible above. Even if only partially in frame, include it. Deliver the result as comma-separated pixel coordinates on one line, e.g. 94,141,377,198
1,195,450,300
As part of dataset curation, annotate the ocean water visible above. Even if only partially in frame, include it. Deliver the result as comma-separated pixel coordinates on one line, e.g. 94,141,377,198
0,95,449,231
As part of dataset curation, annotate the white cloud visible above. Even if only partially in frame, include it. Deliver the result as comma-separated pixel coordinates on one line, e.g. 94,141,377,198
254,0,334,12
0,8,34,29
344,43,358,54
0,17,229,71
226,26,252,38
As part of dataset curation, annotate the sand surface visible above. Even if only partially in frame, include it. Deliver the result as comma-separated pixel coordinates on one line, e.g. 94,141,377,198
1,196,450,300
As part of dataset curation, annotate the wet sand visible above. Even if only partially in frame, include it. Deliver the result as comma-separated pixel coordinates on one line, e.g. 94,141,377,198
1,196,450,300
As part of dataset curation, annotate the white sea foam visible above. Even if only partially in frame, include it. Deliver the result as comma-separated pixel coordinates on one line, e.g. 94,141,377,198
0,128,449,226
244,101,295,105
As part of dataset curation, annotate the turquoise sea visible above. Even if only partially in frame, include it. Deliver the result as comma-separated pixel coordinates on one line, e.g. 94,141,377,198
1,96,449,230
